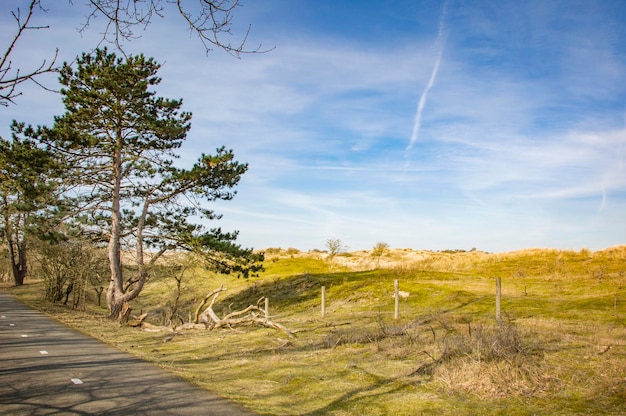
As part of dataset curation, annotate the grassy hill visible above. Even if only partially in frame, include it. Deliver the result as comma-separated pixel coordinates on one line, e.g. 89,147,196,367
4,246,626,415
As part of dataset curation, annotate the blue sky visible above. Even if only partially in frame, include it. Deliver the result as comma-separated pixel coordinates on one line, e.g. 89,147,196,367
1,0,625,252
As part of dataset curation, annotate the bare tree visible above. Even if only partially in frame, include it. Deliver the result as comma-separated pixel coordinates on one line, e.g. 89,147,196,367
372,241,389,268
0,0,58,106
1,0,269,106
80,0,269,57
326,238,348,262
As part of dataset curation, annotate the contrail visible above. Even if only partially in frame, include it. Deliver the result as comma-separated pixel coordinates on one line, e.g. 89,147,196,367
407,1,448,151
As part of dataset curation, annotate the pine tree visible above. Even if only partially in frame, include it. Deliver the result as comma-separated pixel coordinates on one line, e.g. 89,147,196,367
0,123,58,285
45,49,262,320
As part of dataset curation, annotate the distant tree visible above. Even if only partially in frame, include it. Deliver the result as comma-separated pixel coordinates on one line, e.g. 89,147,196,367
0,124,59,285
1,0,269,106
39,49,262,320
326,238,348,262
371,242,389,268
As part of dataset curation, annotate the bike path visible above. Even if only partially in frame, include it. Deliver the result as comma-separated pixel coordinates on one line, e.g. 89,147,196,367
0,292,258,415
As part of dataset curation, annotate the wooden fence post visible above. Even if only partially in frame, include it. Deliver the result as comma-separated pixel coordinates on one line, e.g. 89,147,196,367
321,286,326,318
394,279,399,320
265,297,269,317
495,277,502,321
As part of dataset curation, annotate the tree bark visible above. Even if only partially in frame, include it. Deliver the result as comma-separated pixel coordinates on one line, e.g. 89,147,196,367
9,247,27,286
106,131,126,319
108,294,125,320
5,222,27,286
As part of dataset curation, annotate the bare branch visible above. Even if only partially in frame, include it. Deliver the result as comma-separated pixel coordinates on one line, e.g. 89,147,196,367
0,0,59,106
2,0,272,105
193,285,227,324
175,0,254,57
193,287,293,337
80,0,272,58
79,0,166,52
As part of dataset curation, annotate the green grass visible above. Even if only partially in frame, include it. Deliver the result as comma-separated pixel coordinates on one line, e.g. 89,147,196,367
3,246,626,415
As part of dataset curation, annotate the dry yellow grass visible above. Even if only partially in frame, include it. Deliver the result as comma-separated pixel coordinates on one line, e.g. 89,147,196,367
4,245,626,415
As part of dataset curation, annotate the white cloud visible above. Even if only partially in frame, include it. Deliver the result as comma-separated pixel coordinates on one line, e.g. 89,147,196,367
2,1,625,252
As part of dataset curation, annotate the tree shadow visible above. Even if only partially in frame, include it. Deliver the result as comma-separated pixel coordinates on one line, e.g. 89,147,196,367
301,366,428,415
214,269,392,312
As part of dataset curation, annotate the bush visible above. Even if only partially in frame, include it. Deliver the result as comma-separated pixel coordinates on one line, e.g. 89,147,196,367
35,239,108,309
322,314,549,397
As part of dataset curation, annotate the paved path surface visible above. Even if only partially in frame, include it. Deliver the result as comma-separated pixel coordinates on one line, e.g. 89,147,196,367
0,292,258,415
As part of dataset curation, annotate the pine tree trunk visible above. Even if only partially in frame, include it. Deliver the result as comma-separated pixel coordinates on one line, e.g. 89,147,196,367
108,295,126,320
13,267,26,286
107,134,125,320
7,236,27,286
109,299,122,320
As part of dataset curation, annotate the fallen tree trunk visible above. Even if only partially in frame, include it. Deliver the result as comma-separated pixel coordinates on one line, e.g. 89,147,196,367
193,287,294,338
126,312,172,332
126,287,294,338
127,312,148,327
194,286,226,325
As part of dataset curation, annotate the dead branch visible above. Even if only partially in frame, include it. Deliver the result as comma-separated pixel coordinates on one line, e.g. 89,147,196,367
177,322,207,330
129,287,293,338
194,287,293,338
127,312,148,327
193,285,227,324
222,303,259,321
141,321,172,332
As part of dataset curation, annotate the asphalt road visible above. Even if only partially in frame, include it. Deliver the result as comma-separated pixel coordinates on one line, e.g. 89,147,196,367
0,292,258,415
